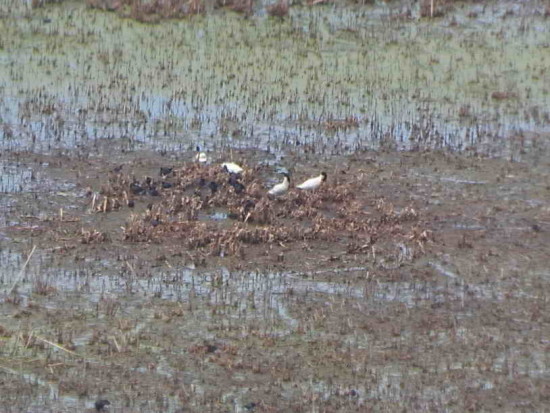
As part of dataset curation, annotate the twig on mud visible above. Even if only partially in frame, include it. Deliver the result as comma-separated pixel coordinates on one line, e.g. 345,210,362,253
0,365,20,375
47,362,65,374
7,245,36,295
125,260,147,293
34,335,82,358
20,214,80,223
126,260,138,277
111,336,121,353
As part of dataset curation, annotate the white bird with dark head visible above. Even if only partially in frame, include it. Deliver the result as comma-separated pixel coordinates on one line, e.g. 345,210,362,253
268,173,290,197
221,162,244,174
194,146,208,164
296,172,327,190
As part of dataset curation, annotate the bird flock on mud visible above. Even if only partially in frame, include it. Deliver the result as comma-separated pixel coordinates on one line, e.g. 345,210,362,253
84,145,429,262
193,147,327,198
91,145,331,220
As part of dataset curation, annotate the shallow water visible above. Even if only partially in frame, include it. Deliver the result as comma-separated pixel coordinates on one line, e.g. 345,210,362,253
1,0,549,159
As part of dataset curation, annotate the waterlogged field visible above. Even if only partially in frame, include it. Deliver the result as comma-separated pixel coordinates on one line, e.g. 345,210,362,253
1,1,549,412
2,0,549,156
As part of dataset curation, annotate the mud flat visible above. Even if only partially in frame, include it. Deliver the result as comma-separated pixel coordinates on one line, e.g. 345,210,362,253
1,148,549,412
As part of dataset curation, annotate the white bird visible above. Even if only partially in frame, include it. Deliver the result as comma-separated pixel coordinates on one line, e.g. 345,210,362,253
222,162,243,174
268,173,290,197
194,146,208,164
196,152,208,163
296,172,327,190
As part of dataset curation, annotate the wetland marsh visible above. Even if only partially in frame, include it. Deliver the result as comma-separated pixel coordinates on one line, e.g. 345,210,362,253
1,0,549,411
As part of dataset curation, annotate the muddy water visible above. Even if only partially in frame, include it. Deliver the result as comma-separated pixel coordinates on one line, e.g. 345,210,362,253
2,216,548,412
1,0,550,412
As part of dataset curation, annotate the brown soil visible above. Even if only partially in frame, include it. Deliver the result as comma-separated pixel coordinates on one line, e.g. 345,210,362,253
1,148,549,412
4,148,549,275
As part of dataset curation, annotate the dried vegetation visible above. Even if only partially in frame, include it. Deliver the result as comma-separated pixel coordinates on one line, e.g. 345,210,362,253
85,0,204,22
80,0,483,22
90,161,429,261
85,0,274,21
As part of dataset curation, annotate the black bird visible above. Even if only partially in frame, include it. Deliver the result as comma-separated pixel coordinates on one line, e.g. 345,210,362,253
159,167,173,177
205,343,218,353
243,199,255,213
130,182,145,195
148,187,160,197
228,173,240,186
244,402,257,411
161,181,173,189
208,181,219,194
231,182,245,194
95,399,111,411
241,199,256,221
228,173,245,194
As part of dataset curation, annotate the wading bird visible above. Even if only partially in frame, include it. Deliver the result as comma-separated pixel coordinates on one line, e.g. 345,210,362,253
222,162,243,174
194,146,208,164
268,173,290,197
296,172,327,190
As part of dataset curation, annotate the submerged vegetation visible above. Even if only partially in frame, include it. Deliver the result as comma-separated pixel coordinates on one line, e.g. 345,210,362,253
2,0,548,161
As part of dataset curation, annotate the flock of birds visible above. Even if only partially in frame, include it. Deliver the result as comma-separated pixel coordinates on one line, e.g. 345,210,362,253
193,147,328,197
